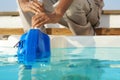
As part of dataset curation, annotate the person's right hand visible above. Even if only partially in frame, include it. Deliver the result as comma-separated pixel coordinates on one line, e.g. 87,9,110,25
24,0,45,14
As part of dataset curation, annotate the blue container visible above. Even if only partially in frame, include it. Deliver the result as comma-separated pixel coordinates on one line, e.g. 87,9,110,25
17,29,51,65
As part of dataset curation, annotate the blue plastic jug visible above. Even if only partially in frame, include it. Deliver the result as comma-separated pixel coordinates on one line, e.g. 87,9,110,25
17,29,51,65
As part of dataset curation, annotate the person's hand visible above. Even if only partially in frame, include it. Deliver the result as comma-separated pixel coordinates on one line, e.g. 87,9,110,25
24,0,45,14
32,12,63,27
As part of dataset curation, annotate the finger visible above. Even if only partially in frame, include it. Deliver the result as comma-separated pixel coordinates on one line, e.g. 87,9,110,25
30,1,44,12
32,2,44,12
33,0,44,8
32,17,45,27
28,1,41,13
27,7,37,14
32,15,41,27
32,14,41,23
26,2,38,14
34,18,48,27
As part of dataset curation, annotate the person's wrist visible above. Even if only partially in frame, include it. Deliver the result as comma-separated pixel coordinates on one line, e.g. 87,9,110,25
54,9,65,17
47,11,63,23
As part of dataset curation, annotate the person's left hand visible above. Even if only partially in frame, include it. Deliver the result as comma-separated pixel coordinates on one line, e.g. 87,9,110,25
22,0,45,14
32,12,63,27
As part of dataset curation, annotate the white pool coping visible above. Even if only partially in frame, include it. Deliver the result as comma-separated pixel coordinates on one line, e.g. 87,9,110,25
0,36,120,48
50,36,120,48
0,35,120,61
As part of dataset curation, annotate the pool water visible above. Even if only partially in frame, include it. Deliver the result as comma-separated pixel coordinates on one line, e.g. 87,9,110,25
0,47,120,80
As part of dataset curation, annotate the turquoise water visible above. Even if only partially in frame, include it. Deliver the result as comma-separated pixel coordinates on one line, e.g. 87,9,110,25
0,47,120,80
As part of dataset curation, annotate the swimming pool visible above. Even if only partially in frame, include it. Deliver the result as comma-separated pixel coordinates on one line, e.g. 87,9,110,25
0,46,120,80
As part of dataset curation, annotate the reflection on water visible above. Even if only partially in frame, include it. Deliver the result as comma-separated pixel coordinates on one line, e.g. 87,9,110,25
18,59,120,80
0,47,120,80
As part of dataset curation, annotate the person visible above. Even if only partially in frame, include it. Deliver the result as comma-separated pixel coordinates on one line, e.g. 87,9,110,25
17,0,104,35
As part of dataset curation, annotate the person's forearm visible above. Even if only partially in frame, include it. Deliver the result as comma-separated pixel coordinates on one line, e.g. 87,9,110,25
54,0,73,16
18,0,29,12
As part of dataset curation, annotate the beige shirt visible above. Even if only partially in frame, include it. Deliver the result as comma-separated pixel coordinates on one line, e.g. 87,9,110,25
17,0,104,35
